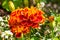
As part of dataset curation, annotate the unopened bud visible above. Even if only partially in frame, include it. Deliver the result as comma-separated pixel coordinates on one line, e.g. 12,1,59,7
9,1,15,11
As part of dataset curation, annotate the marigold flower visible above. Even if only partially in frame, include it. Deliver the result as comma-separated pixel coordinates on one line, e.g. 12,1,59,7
8,7,45,38
48,16,54,22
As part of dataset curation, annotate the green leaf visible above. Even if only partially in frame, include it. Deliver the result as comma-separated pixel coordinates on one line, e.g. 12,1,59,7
0,36,2,40
56,16,60,22
2,0,10,11
31,36,40,40
2,0,6,6
16,37,25,40
24,0,29,7
49,21,55,28
2,0,24,11
12,0,23,8
31,38,34,40
53,38,59,40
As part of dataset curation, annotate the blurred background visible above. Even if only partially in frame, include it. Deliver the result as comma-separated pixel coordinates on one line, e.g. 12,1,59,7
0,0,60,16
0,0,60,40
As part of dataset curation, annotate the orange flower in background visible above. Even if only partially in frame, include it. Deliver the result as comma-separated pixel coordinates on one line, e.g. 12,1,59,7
48,16,54,22
8,7,45,38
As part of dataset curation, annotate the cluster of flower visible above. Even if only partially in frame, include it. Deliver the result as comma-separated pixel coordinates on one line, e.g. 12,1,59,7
9,7,45,38
0,15,13,39
1,30,13,39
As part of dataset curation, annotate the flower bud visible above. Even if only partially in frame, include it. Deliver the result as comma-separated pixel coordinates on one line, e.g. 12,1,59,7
9,1,15,11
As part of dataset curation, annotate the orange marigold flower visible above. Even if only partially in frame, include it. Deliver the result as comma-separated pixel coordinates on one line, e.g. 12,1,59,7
8,7,45,38
48,16,54,22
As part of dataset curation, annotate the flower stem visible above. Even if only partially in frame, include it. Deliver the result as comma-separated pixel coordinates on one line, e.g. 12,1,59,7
2,37,4,40
51,23,54,40
21,33,24,40
52,29,54,40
